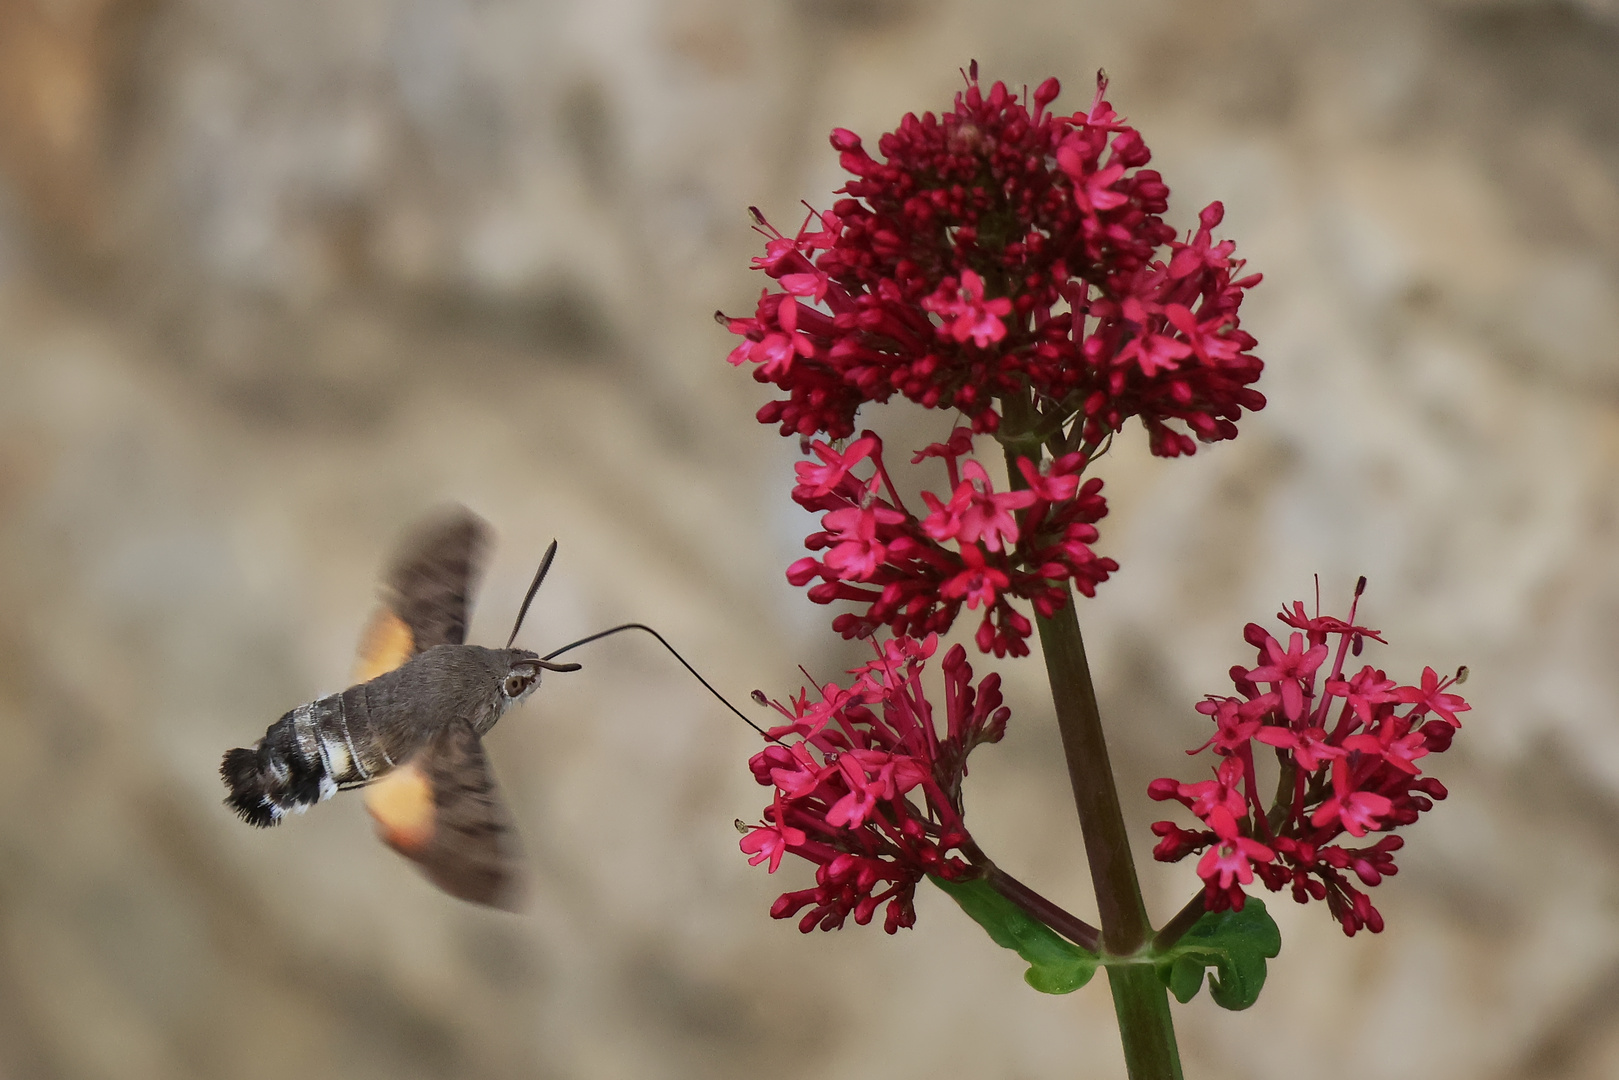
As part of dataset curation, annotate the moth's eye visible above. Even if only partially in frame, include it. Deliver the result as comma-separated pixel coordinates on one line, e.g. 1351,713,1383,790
504,673,531,698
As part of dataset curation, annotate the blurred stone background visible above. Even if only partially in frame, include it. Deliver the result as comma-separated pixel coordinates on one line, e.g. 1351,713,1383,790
0,0,1616,1076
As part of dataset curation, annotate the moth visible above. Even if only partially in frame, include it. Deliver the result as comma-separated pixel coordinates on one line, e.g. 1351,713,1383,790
220,507,577,910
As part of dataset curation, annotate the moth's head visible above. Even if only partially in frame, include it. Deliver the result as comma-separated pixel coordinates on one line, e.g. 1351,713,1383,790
493,649,580,710
498,651,544,707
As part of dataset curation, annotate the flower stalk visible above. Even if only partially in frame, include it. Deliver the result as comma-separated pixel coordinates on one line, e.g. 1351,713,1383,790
1024,556,1183,1077
998,394,1147,951
1000,388,1181,1077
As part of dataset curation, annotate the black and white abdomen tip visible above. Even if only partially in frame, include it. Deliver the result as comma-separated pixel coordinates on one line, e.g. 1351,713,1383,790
220,700,342,826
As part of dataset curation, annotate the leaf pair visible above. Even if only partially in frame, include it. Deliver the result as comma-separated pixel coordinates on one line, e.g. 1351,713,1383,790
933,877,1281,1011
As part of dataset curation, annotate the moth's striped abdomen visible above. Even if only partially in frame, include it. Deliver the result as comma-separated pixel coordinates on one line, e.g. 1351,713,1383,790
221,689,391,827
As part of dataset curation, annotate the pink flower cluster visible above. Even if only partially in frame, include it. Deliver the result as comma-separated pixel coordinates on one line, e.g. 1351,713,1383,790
786,429,1116,657
1148,584,1469,936
723,66,1265,457
741,636,1010,933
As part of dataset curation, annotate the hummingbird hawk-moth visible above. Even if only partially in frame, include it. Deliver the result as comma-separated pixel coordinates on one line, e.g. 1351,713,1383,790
219,507,577,910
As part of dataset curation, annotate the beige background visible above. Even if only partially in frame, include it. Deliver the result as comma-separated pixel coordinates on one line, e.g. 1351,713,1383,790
0,0,1616,1077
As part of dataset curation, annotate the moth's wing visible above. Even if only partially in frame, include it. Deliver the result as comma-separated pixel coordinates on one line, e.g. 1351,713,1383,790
355,507,491,682
363,720,523,910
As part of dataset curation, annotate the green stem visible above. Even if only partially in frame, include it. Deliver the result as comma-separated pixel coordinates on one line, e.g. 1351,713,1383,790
1031,592,1182,1080
1025,594,1151,949
1107,965,1183,1080
1001,399,1182,1080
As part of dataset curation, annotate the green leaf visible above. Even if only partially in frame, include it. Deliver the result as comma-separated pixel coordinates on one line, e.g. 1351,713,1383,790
1152,898,1281,1010
930,876,1099,994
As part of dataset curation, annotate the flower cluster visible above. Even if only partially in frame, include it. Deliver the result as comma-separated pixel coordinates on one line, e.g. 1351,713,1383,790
785,429,1116,657
1148,583,1469,936
741,636,1010,933
723,65,1265,457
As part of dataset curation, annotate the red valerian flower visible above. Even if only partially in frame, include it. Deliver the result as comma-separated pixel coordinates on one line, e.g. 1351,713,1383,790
722,64,1264,458
919,460,1036,553
1148,580,1469,936
785,429,1116,657
923,270,1014,347
740,636,1011,933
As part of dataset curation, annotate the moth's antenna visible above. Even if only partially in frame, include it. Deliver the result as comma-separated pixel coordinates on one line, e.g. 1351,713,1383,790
507,539,559,649
542,623,768,737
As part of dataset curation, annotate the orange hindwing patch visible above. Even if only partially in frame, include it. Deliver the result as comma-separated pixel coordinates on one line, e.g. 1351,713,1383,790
354,607,416,683
363,762,436,853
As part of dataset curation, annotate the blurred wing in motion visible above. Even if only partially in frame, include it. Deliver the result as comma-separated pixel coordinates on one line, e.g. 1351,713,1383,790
354,506,491,682
364,720,523,910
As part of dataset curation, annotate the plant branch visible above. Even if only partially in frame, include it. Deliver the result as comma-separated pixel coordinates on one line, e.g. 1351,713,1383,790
985,865,1102,953
1151,892,1209,953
